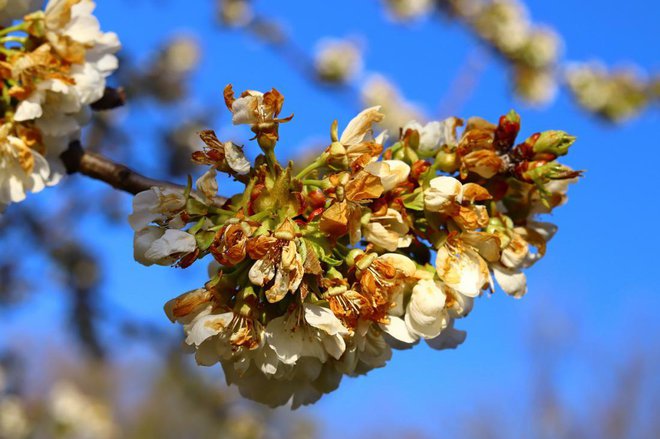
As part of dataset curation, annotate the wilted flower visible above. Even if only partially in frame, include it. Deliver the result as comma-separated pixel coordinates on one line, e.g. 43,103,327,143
363,208,412,251
224,84,293,148
248,221,305,303
326,106,387,169
435,235,491,298
140,85,580,407
18,0,121,141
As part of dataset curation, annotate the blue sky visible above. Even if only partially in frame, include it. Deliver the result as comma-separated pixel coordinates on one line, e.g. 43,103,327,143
1,0,659,437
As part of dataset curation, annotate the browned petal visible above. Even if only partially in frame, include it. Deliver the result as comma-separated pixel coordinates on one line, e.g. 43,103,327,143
345,171,384,202
349,152,375,172
8,86,30,101
320,201,349,238
458,128,495,157
49,35,86,65
212,223,249,266
229,318,260,350
246,235,279,260
464,116,497,132
453,206,479,231
15,124,44,154
461,150,505,179
517,227,548,260
263,88,285,117
347,141,383,165
199,129,225,151
223,84,235,110
461,183,492,202
15,142,34,174
274,218,298,241
303,246,323,276
165,289,213,321
462,232,501,263
328,289,370,329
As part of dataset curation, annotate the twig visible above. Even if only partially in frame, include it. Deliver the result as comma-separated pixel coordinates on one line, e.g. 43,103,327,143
60,141,183,195
90,87,127,112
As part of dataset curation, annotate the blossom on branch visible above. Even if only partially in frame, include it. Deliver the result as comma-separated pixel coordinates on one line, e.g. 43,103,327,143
128,86,581,408
0,0,121,211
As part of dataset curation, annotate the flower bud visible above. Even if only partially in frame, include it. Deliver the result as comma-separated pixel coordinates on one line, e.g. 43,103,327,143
435,150,458,173
532,130,576,157
522,161,582,184
346,249,364,267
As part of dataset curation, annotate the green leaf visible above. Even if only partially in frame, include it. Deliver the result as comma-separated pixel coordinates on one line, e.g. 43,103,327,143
195,230,216,251
321,254,343,267
186,197,208,216
188,217,207,235
401,188,425,211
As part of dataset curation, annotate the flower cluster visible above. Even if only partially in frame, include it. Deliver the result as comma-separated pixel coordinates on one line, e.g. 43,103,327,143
388,0,561,105
565,62,659,123
0,0,120,211
448,0,562,104
131,85,580,408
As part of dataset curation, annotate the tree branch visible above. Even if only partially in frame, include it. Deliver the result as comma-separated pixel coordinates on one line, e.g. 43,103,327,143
60,141,183,195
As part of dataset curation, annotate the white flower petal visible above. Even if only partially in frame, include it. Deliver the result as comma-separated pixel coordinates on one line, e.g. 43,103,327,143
404,279,447,338
492,264,527,298
380,316,419,344
141,229,196,264
225,141,251,175
364,159,410,192
425,320,467,350
265,316,301,365
424,176,463,212
304,304,348,336
185,312,233,346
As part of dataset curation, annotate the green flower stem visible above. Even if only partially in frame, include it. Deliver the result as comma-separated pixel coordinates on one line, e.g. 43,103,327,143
0,36,28,45
264,148,278,176
295,154,327,180
302,179,325,188
0,23,28,37
248,210,272,222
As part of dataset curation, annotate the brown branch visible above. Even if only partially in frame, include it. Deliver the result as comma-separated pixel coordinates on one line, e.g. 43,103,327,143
60,141,183,195
90,87,127,112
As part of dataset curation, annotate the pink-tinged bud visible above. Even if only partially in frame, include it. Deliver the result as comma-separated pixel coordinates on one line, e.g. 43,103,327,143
494,110,520,152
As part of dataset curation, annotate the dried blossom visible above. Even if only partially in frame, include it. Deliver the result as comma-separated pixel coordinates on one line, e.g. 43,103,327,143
129,86,580,407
